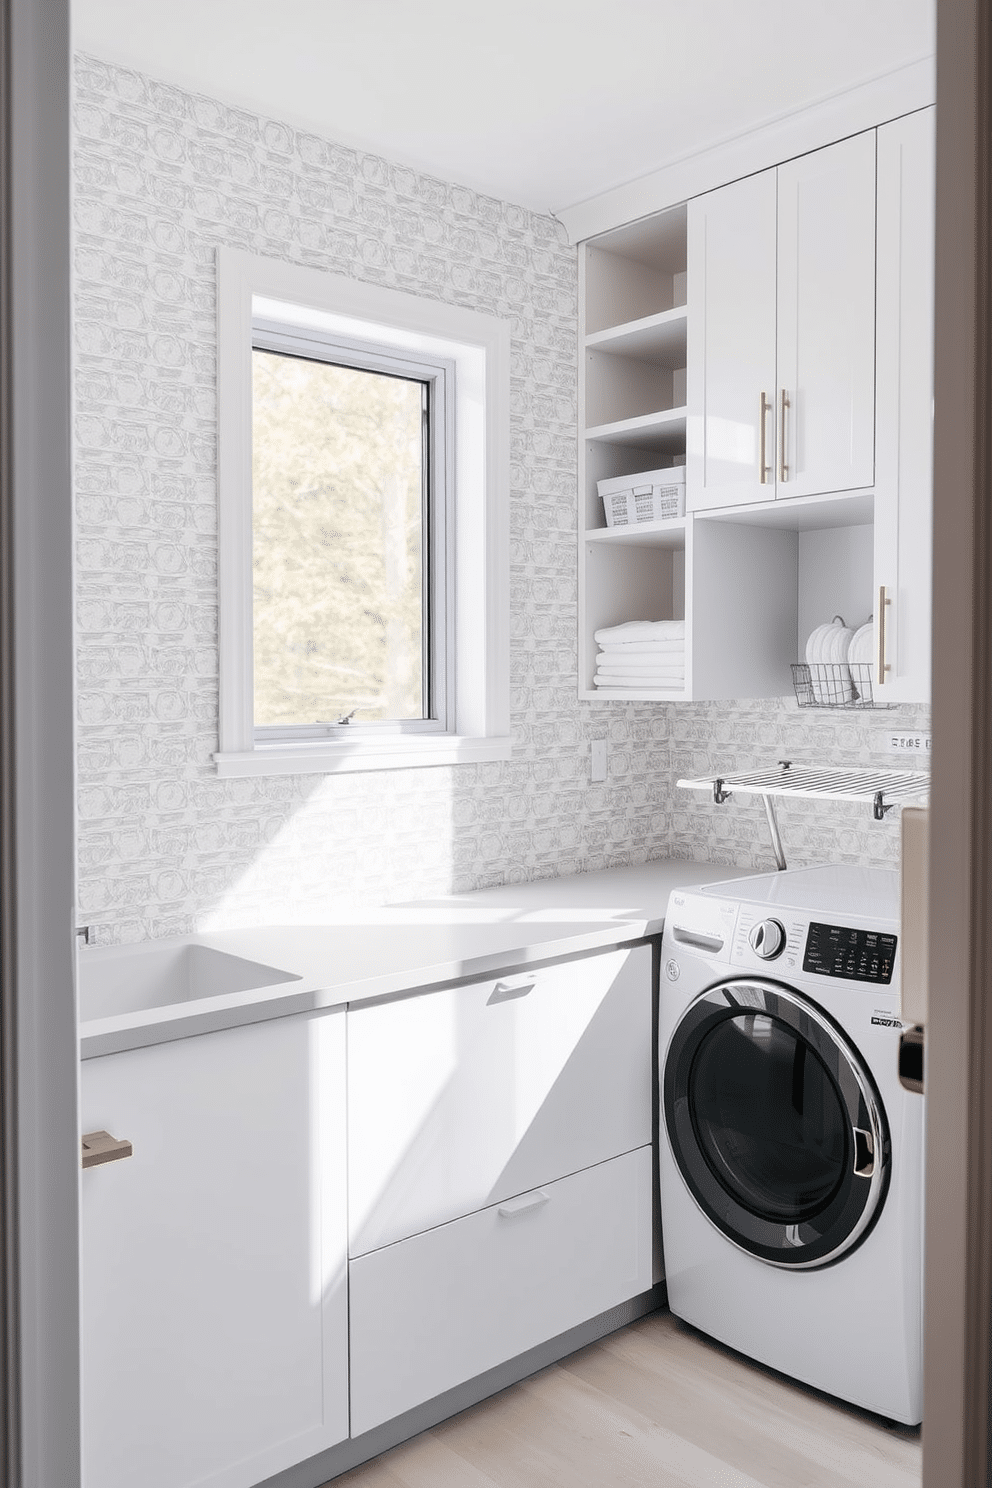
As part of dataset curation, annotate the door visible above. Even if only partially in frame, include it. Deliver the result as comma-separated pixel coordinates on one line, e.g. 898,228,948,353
776,131,877,499
874,107,935,704
80,1010,348,1488
663,979,890,1268
686,168,778,511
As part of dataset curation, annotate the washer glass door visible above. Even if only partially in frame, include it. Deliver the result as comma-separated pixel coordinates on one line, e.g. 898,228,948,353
664,980,889,1268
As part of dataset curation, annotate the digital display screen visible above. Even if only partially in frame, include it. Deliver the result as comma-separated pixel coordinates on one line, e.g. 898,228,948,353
802,921,897,984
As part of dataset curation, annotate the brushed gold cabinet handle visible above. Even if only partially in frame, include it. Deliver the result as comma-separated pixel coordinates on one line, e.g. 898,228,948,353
81,1130,133,1169
877,585,892,685
779,389,790,482
758,392,772,484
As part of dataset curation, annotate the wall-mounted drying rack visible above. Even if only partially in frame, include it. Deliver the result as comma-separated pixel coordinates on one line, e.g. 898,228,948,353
677,761,930,871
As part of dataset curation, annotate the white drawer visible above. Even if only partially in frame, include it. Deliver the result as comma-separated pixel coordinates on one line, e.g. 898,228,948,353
349,1145,653,1436
348,943,652,1256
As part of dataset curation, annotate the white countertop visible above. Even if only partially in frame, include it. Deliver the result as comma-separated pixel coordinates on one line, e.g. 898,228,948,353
79,857,755,1058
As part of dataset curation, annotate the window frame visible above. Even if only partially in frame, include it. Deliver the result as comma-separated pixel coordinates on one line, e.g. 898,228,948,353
215,248,511,777
249,322,452,742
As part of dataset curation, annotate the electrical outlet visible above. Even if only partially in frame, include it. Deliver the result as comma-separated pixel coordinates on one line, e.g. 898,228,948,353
590,738,608,782
887,731,931,757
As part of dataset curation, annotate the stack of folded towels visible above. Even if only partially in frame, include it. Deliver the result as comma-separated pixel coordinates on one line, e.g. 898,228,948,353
593,620,686,689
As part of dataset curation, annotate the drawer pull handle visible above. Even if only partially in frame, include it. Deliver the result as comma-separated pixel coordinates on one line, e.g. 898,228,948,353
498,1189,550,1219
488,979,536,1004
81,1130,133,1169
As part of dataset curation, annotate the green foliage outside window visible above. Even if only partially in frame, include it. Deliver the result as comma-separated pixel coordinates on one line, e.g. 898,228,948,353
252,349,426,727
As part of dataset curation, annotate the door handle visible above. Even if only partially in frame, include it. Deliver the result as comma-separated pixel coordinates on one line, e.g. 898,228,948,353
758,391,772,484
498,1189,550,1219
488,978,536,1004
877,585,892,685
899,1025,925,1094
779,389,790,482
852,1126,875,1178
81,1130,133,1169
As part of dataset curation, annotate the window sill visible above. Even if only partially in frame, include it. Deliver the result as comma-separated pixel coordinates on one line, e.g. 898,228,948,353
213,735,512,778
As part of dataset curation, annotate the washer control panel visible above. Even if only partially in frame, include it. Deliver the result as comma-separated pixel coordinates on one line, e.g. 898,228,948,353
732,907,807,973
802,921,897,985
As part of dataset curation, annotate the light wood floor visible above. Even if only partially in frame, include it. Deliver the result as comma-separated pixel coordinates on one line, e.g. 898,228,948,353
330,1312,922,1488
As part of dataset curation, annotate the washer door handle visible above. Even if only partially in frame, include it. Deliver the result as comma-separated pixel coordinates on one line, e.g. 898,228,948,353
853,1126,875,1178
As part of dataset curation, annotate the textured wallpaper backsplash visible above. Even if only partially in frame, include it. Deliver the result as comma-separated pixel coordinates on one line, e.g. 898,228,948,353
73,55,930,944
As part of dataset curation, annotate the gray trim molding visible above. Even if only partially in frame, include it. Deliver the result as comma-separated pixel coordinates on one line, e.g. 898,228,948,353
2,2,78,1485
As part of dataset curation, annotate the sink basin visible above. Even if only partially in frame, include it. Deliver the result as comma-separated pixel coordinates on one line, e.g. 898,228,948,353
78,942,301,1021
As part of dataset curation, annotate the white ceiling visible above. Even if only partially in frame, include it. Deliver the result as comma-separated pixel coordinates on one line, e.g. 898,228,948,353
72,0,935,216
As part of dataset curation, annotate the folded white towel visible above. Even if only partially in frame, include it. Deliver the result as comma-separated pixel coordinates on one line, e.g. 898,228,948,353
595,674,684,689
594,620,685,644
595,655,685,672
595,667,685,681
597,640,685,657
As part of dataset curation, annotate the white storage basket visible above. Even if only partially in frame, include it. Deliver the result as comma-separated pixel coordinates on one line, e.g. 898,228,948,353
598,466,685,527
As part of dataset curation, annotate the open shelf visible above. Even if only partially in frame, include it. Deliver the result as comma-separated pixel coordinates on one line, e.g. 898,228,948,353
584,516,686,549
584,407,687,452
585,306,687,365
584,205,687,335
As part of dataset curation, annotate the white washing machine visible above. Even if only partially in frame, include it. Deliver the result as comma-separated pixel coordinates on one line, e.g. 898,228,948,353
659,865,924,1424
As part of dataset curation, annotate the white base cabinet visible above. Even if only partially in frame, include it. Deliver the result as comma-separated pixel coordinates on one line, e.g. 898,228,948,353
349,1145,654,1436
80,1011,348,1488
81,943,658,1487
347,945,652,1257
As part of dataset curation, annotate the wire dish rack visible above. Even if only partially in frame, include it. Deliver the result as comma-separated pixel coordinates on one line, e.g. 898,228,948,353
677,761,930,869
791,662,883,709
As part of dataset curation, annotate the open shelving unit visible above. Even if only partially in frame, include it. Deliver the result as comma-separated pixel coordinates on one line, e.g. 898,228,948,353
579,205,690,701
578,195,886,707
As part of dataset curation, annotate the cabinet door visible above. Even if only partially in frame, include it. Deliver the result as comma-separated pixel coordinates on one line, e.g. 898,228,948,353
347,945,652,1257
686,169,778,511
350,1146,654,1436
874,109,934,704
776,132,877,499
81,1011,348,1488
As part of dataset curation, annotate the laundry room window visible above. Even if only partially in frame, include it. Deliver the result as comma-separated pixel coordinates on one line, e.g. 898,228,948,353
214,247,511,777
250,327,449,737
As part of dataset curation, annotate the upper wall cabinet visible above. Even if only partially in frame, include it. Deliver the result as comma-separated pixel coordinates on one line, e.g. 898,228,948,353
873,108,935,703
685,171,778,509
687,131,877,512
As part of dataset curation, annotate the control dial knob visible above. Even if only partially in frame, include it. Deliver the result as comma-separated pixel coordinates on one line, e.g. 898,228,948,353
748,918,786,960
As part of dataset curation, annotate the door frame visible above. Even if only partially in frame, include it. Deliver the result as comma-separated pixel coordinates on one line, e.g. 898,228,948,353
924,1,992,1481
0,1,79,1485
1,4,991,1487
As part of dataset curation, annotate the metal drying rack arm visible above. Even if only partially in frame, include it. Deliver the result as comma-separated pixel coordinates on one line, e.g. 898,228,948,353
708,774,789,871
684,760,931,874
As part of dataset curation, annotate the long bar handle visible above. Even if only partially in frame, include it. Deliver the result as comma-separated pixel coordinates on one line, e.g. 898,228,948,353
779,389,790,482
758,392,771,484
877,585,892,686
81,1130,133,1169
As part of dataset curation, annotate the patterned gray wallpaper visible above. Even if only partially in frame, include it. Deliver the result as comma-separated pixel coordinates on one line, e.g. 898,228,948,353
73,55,929,944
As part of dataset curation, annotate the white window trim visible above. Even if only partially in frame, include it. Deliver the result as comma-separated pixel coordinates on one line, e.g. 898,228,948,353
214,247,511,777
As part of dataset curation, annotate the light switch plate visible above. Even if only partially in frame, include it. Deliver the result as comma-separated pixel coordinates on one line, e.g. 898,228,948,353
590,738,608,782
887,731,931,756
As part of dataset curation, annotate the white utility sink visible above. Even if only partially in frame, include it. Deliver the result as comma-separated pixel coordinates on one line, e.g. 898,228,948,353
78,942,301,1021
